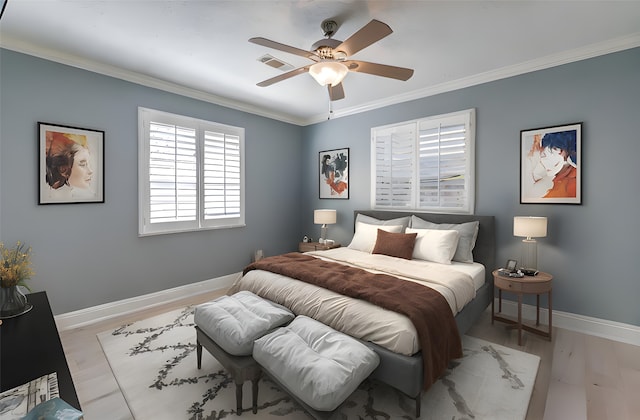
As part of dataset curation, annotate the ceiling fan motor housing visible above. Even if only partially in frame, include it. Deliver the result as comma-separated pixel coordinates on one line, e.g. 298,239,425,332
311,38,344,59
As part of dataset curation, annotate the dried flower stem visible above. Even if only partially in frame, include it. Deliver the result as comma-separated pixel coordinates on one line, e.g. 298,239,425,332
0,241,34,290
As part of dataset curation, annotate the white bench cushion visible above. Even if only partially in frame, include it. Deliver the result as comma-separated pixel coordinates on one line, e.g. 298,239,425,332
253,315,380,412
194,291,294,356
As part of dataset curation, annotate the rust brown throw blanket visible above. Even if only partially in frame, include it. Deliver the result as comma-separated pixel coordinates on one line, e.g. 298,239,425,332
243,252,463,390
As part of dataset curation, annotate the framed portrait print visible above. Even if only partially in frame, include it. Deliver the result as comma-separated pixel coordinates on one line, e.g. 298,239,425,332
319,148,349,199
520,122,581,204
38,122,105,204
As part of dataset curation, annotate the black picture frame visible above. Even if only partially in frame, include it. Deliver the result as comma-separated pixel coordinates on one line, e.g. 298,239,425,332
38,122,105,204
520,122,582,204
505,259,517,272
319,148,349,199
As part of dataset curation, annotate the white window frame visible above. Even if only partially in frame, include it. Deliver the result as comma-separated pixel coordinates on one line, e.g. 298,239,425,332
371,108,475,214
138,107,245,236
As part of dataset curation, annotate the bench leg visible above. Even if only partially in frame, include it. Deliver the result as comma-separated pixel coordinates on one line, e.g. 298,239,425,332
196,341,202,369
252,376,260,414
235,382,243,415
415,392,422,418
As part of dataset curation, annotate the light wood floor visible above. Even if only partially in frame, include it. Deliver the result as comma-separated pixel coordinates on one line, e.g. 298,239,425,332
59,290,640,420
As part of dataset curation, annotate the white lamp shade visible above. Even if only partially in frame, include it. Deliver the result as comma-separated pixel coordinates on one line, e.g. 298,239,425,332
314,209,337,225
514,216,547,239
308,61,348,87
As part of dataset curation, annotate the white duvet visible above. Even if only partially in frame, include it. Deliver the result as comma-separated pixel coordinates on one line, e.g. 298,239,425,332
229,247,480,355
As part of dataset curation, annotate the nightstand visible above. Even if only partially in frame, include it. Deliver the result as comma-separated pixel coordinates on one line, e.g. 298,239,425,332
491,269,553,346
298,242,341,252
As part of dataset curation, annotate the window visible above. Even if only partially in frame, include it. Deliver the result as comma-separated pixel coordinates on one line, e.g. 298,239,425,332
371,109,475,214
138,108,245,236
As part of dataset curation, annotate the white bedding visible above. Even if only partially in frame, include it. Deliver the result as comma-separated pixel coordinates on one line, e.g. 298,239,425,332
308,247,484,311
229,247,483,356
450,260,486,291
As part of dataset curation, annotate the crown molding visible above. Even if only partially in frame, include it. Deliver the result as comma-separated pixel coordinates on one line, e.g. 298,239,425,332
3,32,639,127
305,32,640,125
0,36,307,126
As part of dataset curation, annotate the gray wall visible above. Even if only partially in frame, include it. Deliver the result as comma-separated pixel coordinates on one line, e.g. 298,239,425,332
2,47,639,327
0,49,304,314
302,48,640,327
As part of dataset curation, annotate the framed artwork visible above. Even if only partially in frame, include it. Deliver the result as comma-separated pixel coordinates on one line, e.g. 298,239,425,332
38,122,105,204
520,122,581,204
319,148,349,199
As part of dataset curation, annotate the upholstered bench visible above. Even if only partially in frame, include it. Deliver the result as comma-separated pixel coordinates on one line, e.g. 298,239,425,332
253,315,380,419
194,291,294,415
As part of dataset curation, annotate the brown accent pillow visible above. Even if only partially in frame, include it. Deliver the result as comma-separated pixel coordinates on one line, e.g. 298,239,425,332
372,229,417,260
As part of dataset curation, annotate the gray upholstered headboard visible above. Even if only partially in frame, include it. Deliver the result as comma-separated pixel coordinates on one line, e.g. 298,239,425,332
354,210,496,285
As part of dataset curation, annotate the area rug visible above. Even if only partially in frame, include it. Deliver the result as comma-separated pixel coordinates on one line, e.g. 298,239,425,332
98,306,540,420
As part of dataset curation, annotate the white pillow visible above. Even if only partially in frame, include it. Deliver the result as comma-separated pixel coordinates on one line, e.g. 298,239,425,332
355,214,411,230
410,216,479,263
348,222,404,253
406,228,460,264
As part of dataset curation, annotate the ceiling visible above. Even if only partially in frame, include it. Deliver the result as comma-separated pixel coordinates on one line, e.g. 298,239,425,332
1,1,639,126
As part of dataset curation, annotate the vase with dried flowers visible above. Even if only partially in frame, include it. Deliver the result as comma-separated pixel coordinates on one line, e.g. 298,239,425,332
0,241,35,318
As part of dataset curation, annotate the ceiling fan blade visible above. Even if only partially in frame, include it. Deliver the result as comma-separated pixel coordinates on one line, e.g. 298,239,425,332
249,37,320,61
256,65,311,87
336,19,393,57
345,60,414,81
328,83,345,101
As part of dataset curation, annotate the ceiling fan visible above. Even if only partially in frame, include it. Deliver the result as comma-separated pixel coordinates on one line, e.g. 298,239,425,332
250,19,414,101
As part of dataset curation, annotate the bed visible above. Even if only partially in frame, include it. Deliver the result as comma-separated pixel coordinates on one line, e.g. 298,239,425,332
229,210,495,416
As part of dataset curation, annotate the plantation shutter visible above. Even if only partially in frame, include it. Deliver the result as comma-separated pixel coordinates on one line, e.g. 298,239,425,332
139,107,245,236
203,130,241,220
371,109,475,214
418,117,468,210
148,122,197,223
373,123,415,208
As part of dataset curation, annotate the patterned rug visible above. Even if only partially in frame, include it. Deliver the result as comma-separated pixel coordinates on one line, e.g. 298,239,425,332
97,306,540,420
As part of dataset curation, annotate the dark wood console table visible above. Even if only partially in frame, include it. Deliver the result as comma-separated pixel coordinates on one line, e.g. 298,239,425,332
0,291,81,410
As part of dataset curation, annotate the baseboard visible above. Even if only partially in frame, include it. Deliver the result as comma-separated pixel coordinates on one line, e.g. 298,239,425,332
495,299,640,347
54,275,640,346
55,272,240,331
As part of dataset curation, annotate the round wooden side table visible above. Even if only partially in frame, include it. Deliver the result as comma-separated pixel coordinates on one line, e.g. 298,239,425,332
491,269,553,346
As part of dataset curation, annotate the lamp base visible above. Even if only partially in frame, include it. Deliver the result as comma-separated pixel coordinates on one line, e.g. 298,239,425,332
319,225,328,243
520,239,538,270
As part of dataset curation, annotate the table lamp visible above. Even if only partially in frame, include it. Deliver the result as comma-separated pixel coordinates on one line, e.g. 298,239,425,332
314,209,337,244
513,216,547,270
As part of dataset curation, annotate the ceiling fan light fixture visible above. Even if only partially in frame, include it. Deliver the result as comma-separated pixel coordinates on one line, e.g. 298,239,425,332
309,61,348,87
